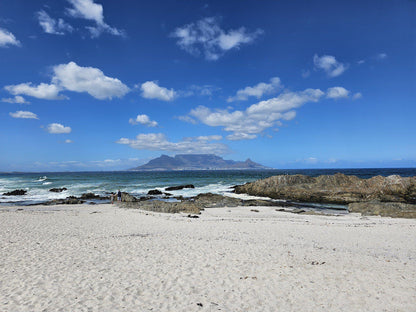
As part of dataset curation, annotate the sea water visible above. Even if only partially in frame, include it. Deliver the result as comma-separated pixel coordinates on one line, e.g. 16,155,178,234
0,168,415,206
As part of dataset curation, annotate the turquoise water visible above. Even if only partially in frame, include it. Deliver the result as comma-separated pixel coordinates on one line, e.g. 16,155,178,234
0,168,415,205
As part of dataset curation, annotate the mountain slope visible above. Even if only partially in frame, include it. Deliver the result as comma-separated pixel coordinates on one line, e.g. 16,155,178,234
129,154,270,171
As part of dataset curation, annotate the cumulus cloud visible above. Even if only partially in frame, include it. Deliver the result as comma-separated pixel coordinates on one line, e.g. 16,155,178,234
9,111,38,119
140,81,176,101
129,114,158,127
4,83,65,100
171,17,263,60
52,61,129,99
47,123,72,134
0,28,20,47
66,0,124,37
1,95,29,104
64,139,73,143
187,88,324,140
227,77,281,102
326,87,350,99
313,54,348,77
5,62,129,100
37,10,73,35
116,133,230,154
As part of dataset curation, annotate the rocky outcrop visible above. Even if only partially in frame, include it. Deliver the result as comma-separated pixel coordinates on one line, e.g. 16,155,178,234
49,188,67,193
41,196,85,205
3,189,27,196
234,173,416,204
119,192,285,214
121,192,138,202
122,200,200,214
234,173,416,218
348,202,416,219
165,184,195,191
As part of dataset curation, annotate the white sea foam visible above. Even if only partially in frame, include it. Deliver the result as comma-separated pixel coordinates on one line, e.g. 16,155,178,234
42,182,52,185
36,176,48,182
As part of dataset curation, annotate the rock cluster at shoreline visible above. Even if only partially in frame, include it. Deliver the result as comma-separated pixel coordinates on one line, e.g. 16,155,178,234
233,173,416,218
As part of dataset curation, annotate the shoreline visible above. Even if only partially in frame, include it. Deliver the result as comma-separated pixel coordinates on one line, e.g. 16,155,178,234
1,203,415,311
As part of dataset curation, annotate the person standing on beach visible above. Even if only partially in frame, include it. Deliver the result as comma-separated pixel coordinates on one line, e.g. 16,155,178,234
117,189,122,202
110,193,114,204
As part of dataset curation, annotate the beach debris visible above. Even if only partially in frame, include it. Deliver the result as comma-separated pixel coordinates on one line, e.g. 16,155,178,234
196,303,203,307
3,189,27,196
250,209,260,212
291,209,306,214
187,214,199,218
310,261,326,265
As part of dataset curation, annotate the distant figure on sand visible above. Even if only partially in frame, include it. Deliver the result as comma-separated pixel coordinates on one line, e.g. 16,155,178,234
117,190,122,202
110,193,114,204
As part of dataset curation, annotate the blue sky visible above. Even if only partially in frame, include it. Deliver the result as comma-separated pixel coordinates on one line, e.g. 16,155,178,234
0,0,415,171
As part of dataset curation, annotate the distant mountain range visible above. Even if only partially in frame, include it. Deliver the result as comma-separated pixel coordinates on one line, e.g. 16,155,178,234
129,154,270,171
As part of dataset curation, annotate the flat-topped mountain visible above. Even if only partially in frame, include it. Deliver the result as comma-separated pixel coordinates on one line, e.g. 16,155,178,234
129,154,270,171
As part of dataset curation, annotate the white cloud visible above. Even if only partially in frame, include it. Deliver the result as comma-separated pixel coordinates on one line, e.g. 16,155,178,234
5,62,129,100
4,83,64,100
352,92,362,100
116,133,230,154
37,10,73,35
188,88,324,140
1,95,29,104
0,28,20,47
227,77,281,102
9,111,38,119
184,85,220,97
52,61,130,99
313,54,348,77
195,135,222,141
171,17,263,60
226,133,257,141
65,139,73,143
47,123,72,134
326,87,350,99
140,81,176,101
129,114,158,127
376,52,387,60
66,0,124,38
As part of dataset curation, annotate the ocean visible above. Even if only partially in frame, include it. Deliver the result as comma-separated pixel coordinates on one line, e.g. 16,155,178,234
1,168,415,206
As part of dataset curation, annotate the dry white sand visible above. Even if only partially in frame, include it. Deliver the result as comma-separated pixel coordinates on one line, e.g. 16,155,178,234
0,204,415,312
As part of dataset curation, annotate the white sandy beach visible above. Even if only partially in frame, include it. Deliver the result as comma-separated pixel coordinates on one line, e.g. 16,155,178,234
0,204,415,312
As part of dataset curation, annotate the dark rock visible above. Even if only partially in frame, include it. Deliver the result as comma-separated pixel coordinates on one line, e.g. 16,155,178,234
164,192,172,196
121,192,138,202
165,184,195,191
44,196,85,205
147,189,163,195
49,187,67,193
80,193,101,199
3,189,27,196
